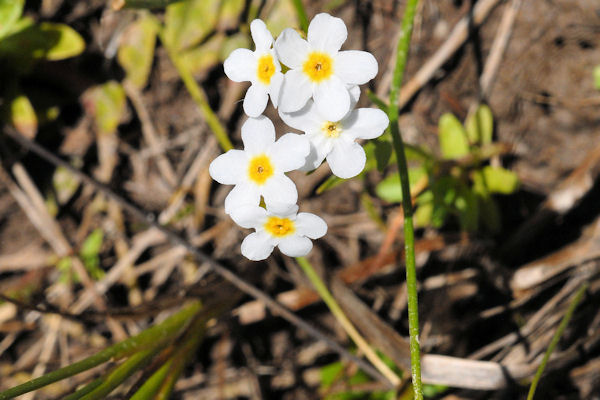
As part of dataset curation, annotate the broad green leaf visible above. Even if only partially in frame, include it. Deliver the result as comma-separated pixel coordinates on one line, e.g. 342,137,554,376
414,201,433,227
373,139,393,172
0,0,24,39
0,22,85,61
117,14,158,88
466,104,493,145
594,65,600,90
265,0,298,37
438,113,469,159
164,0,220,51
320,361,344,389
220,32,250,61
179,33,225,76
481,165,519,194
423,384,448,397
84,81,126,135
10,94,37,138
80,228,105,280
375,166,426,203
218,0,245,30
455,184,478,232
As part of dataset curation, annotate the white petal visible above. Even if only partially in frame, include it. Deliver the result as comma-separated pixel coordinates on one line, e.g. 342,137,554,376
278,69,313,113
274,28,311,68
267,202,298,218
223,48,256,82
268,72,284,108
241,115,276,155
250,19,273,52
241,232,276,261
209,150,247,185
230,204,267,229
261,174,298,207
342,108,389,139
307,13,347,53
348,84,360,108
327,139,366,179
313,76,350,121
295,212,327,239
224,182,261,214
243,84,269,117
278,235,313,257
301,133,332,171
279,100,322,133
334,50,378,85
269,133,309,172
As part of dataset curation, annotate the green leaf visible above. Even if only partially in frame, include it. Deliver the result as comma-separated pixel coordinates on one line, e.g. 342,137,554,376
455,184,478,232
220,32,251,62
465,104,493,145
366,89,389,112
80,229,105,280
0,22,85,61
179,33,225,76
320,361,344,389
218,0,245,30
9,94,37,138
84,81,126,135
265,0,298,37
316,174,345,194
423,383,448,397
375,166,426,203
414,200,433,228
480,165,519,194
117,14,158,88
53,165,80,205
373,139,393,171
438,113,469,159
164,0,220,51
594,65,600,90
0,0,24,39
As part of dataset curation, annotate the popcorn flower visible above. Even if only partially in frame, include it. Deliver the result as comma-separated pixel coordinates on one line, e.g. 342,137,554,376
230,203,327,260
275,13,378,121
224,19,283,117
209,116,309,214
280,98,389,178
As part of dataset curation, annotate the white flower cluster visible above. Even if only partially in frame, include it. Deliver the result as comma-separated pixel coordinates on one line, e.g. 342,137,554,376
210,13,389,261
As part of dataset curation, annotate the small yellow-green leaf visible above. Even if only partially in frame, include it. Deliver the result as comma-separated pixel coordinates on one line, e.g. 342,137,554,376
594,65,600,90
375,166,426,203
53,165,80,204
10,94,37,138
438,113,469,159
220,32,250,62
84,81,126,135
117,14,158,88
0,22,85,61
164,0,220,51
81,229,104,259
481,166,519,194
465,104,493,145
414,201,433,228
0,0,24,39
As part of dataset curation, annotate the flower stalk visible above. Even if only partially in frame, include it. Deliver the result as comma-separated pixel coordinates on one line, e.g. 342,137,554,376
387,0,423,398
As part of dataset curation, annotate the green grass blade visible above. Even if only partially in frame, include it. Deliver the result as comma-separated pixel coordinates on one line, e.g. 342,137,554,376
527,283,588,400
291,0,309,32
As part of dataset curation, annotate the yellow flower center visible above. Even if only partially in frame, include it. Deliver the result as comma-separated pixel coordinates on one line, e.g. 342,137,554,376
302,51,333,82
247,154,274,185
264,216,295,237
257,54,276,85
322,121,342,138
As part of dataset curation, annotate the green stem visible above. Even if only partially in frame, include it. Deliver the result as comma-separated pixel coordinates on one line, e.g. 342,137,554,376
0,301,201,400
387,0,422,399
296,257,401,387
291,0,310,32
158,29,233,152
527,283,588,400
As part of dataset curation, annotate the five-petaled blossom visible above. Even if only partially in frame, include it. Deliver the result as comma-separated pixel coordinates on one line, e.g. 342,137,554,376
209,116,309,214
224,19,283,117
230,203,327,260
275,13,378,121
280,99,389,178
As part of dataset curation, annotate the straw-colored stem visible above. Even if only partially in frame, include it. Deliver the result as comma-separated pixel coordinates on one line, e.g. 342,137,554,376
296,257,401,387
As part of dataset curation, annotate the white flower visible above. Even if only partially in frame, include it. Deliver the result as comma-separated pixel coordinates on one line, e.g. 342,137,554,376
230,203,327,260
224,19,284,117
274,13,378,122
280,97,389,179
209,116,309,214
